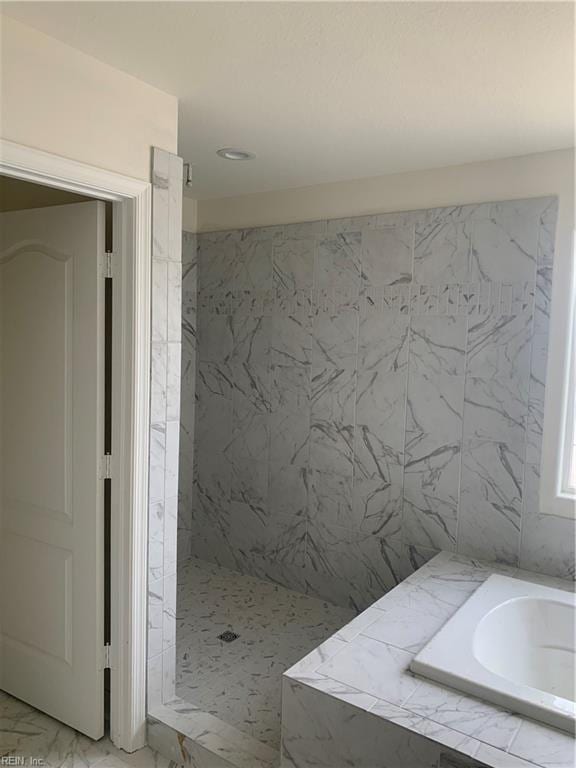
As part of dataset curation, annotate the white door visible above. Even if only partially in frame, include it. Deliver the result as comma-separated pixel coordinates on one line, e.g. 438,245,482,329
0,201,106,739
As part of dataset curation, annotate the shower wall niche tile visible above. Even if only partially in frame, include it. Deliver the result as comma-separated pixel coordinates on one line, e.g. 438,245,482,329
179,195,570,612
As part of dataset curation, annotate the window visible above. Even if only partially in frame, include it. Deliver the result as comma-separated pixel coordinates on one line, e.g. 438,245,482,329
541,230,576,517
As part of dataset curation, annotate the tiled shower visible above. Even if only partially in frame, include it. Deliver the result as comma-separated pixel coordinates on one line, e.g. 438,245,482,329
171,195,574,756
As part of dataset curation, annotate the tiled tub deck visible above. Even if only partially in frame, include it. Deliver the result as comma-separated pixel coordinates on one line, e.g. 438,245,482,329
282,551,576,768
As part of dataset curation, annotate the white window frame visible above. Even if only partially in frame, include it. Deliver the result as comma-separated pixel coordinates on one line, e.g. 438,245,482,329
0,139,151,751
540,226,576,519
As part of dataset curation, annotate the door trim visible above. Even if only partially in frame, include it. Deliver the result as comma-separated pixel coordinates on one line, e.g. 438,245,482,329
0,139,151,751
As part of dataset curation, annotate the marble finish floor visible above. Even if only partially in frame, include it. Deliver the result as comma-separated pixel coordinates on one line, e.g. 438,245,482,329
0,689,174,767
175,557,354,749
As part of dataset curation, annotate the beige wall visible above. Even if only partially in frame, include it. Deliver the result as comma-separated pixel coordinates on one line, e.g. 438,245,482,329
198,148,574,236
0,16,178,181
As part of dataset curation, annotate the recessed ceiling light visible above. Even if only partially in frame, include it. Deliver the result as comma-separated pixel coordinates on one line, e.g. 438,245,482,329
216,148,255,161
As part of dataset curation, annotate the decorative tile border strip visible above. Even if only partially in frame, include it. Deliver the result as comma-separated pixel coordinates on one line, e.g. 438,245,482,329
198,282,536,318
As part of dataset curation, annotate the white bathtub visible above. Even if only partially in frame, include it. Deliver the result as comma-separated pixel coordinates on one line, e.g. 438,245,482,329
410,574,576,733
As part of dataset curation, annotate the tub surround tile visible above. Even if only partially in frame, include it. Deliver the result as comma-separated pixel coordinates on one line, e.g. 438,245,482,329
317,633,419,706
508,718,576,768
458,440,523,566
519,463,576,581
403,679,523,751
282,551,573,768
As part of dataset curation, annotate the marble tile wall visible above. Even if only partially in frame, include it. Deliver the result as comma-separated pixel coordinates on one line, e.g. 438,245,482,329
178,231,197,563
180,196,574,612
147,147,183,708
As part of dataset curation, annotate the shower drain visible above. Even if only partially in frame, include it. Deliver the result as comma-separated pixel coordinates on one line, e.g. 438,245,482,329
218,630,239,643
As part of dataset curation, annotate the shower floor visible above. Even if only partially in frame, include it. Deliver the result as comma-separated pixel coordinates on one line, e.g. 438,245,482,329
176,558,354,749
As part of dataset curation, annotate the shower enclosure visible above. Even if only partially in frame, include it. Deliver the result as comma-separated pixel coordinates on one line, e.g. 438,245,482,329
171,195,559,764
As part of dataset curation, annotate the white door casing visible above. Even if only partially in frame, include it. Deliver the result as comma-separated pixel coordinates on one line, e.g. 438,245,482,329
0,201,106,740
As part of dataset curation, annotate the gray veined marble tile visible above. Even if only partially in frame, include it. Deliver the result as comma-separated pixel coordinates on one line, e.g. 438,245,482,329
268,366,311,465
327,214,378,233
240,223,286,242
414,220,471,284
470,212,539,283
227,500,306,568
363,600,450,654
150,342,167,423
270,290,312,368
198,238,236,293
149,423,166,503
284,219,327,239
310,367,356,476
355,369,407,451
351,466,403,537
269,409,310,469
147,652,163,708
361,226,414,287
273,238,315,290
166,342,181,422
197,360,233,402
305,521,404,610
198,313,232,364
405,370,464,444
534,266,553,335
398,543,440,581
164,420,180,499
230,458,269,510
422,201,492,227
162,571,177,651
269,363,310,411
353,420,404,488
151,260,168,342
458,439,524,566
229,239,273,291
403,436,460,551
229,311,270,368
167,262,182,342
525,334,549,466
508,713,576,768
409,316,467,377
376,210,422,229
163,496,178,579
317,634,419,706
490,197,556,222
148,577,164,659
309,469,354,529
226,394,270,464
312,304,359,368
149,501,165,583
463,376,527,445
315,232,362,290
230,362,271,415
537,198,559,266
519,462,576,580
403,677,522,751
358,303,409,375
269,463,309,518
466,306,532,387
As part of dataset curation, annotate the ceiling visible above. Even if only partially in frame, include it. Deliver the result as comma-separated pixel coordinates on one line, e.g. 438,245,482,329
3,2,574,200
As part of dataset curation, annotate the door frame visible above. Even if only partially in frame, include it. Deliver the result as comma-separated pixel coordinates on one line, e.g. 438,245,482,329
0,139,150,751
